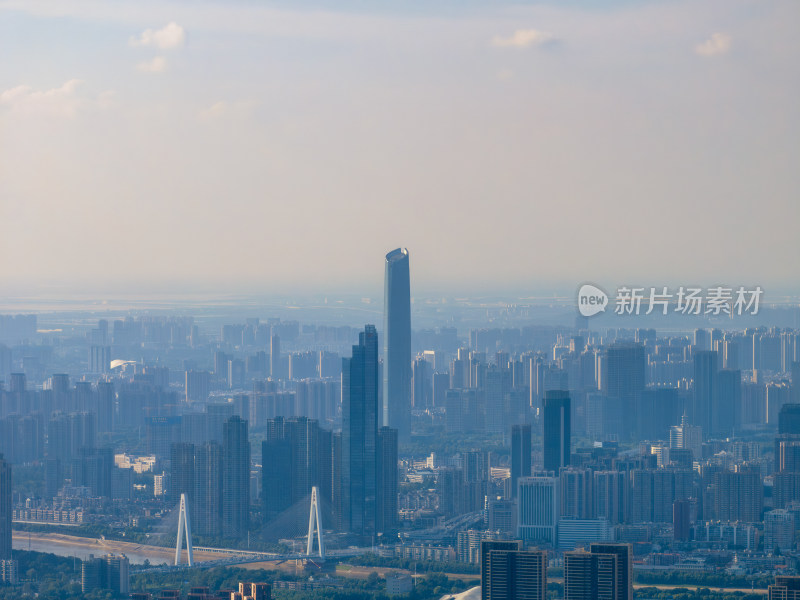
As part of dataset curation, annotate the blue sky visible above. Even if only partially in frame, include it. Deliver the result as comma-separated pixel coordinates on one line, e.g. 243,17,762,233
1,0,798,296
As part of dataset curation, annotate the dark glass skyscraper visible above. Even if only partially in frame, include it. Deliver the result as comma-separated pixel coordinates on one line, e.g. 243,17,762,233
194,441,223,537
603,343,645,440
376,426,398,535
223,415,250,539
511,424,531,498
543,391,571,474
692,350,719,434
343,325,379,538
0,454,10,560
383,248,411,442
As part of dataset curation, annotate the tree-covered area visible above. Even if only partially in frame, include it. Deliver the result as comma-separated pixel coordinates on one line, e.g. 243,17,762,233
131,565,472,600
634,571,771,590
0,549,113,600
634,587,764,600
346,552,480,575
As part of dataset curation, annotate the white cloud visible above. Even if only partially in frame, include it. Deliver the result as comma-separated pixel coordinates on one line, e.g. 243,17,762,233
695,32,732,56
137,56,167,73
492,29,556,49
130,22,185,49
0,79,84,117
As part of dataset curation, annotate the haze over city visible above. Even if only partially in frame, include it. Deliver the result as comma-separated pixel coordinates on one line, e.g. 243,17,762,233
1,2,800,600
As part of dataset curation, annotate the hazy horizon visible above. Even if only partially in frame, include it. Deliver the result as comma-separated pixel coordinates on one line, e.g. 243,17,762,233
2,0,798,294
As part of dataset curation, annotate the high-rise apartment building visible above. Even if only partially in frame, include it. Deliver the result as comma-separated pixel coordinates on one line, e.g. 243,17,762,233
481,540,546,600
564,543,632,600
384,248,411,441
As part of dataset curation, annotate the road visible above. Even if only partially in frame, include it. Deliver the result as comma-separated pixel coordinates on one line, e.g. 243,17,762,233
12,530,231,565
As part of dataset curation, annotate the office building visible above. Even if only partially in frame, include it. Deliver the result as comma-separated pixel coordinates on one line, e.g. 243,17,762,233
673,499,691,541
511,424,531,499
543,391,570,473
518,475,558,543
692,351,718,434
557,519,611,551
377,426,398,535
223,416,250,539
342,325,380,538
603,343,645,440
0,455,10,560
669,413,702,461
194,441,224,537
384,248,412,441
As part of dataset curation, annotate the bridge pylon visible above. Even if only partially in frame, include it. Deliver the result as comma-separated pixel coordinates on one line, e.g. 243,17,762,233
175,493,194,567
306,486,325,560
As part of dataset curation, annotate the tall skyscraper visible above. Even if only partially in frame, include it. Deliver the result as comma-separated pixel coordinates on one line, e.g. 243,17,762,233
511,424,531,499
0,455,10,560
194,441,223,537
270,334,281,380
692,350,719,434
716,369,741,435
261,416,334,527
603,343,645,440
518,475,559,543
481,540,547,600
223,416,250,539
376,426,398,535
383,248,411,442
543,391,570,473
343,325,380,538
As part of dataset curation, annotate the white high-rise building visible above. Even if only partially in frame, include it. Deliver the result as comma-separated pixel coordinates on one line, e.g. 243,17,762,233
670,413,702,460
518,475,559,543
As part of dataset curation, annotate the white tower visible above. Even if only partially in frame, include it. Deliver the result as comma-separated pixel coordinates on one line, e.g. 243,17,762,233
175,493,194,567
306,486,325,560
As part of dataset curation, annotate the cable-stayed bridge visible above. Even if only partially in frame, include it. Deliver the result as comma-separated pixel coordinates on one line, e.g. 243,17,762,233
138,486,372,573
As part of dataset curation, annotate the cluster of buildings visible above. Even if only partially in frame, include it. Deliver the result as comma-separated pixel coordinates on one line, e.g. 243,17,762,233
1,250,800,596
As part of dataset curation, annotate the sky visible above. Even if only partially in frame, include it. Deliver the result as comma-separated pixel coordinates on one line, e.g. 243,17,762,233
1,0,798,298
